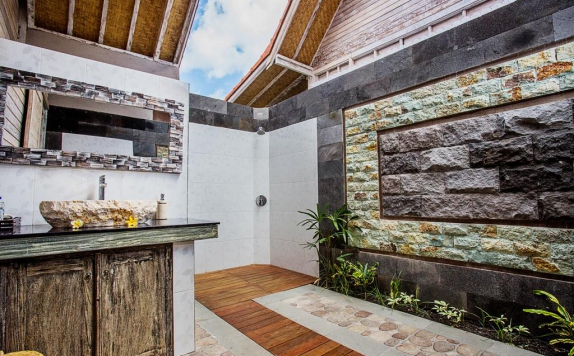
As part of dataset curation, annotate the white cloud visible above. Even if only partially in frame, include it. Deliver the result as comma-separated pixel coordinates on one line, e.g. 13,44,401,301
208,88,226,99
181,0,287,79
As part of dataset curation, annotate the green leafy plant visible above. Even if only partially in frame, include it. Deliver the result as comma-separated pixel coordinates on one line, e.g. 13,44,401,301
299,204,360,289
524,290,574,356
387,292,422,314
349,260,378,299
331,253,353,295
389,273,402,299
477,307,529,344
432,300,467,325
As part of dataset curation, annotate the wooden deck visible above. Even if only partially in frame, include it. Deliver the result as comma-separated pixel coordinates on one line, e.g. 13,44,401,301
195,265,362,356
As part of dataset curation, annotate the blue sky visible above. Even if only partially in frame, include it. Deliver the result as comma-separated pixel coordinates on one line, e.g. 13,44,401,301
180,0,288,99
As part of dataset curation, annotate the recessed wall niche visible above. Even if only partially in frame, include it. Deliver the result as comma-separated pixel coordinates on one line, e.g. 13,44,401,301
0,67,185,173
378,99,574,226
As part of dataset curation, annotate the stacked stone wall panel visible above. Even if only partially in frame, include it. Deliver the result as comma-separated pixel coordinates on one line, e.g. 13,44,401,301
345,43,574,276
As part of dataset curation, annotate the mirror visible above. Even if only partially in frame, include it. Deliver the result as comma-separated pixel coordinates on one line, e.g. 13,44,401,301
2,89,170,158
0,66,184,173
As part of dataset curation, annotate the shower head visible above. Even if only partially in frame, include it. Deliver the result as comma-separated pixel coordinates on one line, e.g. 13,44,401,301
257,126,266,135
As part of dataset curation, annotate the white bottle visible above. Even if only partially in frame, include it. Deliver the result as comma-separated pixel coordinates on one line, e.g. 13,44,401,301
157,194,168,220
0,196,4,221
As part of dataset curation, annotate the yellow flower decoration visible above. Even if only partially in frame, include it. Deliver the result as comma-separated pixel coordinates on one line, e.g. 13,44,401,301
71,219,84,229
126,216,138,228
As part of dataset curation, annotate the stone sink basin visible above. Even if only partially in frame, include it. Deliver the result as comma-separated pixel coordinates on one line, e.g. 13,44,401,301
39,200,158,228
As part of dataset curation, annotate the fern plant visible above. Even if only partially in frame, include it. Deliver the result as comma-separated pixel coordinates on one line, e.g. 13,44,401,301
524,290,574,356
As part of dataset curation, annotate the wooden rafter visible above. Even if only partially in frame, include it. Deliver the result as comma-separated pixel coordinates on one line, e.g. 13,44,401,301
247,68,288,107
67,0,75,35
126,0,141,51
27,0,35,29
174,0,199,65
265,0,300,70
154,0,175,60
293,0,322,59
268,74,306,106
274,54,313,76
98,0,109,44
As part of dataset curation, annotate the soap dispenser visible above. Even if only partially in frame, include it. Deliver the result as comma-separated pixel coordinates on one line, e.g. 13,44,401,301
157,194,168,220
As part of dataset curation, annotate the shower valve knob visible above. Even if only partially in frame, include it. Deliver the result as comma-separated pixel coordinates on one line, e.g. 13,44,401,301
256,195,267,207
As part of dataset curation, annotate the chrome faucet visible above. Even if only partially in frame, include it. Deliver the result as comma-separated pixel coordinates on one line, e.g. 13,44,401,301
99,175,107,200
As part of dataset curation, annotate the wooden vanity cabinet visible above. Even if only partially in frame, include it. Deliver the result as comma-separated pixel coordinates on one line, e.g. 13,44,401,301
0,245,173,356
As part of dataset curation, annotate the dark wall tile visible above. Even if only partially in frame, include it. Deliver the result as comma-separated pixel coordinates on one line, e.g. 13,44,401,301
553,6,574,41
318,160,344,180
306,100,329,119
342,63,375,91
227,102,252,117
276,96,299,116
317,110,343,130
133,142,156,157
318,177,345,209
318,142,344,163
480,16,555,64
317,124,343,146
328,88,358,112
374,47,413,80
189,93,227,114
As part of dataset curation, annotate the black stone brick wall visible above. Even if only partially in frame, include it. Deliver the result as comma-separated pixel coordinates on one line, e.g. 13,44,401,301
379,100,574,222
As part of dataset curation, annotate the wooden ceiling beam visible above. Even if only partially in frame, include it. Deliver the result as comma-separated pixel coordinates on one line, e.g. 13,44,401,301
174,0,199,65
154,0,175,60
274,54,313,76
98,0,109,44
67,0,75,35
265,0,300,70
27,0,35,28
247,68,288,107
126,0,141,51
268,74,306,107
293,0,322,59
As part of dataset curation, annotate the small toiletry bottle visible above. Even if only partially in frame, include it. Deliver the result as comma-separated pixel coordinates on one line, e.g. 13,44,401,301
157,194,168,220
0,196,4,220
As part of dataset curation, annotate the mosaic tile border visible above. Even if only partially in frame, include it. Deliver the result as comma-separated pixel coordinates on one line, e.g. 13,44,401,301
0,67,185,173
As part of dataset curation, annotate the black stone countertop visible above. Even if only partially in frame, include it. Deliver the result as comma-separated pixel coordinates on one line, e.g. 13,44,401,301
0,218,220,261
0,218,219,239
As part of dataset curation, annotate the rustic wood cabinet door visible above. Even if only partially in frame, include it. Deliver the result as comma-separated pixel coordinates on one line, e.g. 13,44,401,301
97,247,172,356
0,256,94,356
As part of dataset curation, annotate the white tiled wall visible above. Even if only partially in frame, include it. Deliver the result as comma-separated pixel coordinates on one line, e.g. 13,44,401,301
188,123,265,273
269,119,319,277
0,39,190,225
0,39,194,355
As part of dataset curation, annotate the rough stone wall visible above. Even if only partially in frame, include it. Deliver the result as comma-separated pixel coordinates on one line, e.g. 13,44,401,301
345,43,574,276
378,100,573,222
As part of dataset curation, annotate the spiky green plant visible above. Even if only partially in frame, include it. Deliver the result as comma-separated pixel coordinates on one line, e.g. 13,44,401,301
299,204,360,288
524,290,574,355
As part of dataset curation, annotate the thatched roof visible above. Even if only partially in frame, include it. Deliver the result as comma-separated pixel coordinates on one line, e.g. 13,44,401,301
28,0,198,66
226,0,342,108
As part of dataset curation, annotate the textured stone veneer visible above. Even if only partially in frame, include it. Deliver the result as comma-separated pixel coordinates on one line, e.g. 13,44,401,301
0,67,185,173
378,100,573,222
345,42,574,276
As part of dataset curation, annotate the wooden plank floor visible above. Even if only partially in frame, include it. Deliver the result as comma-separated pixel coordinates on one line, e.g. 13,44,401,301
195,265,362,356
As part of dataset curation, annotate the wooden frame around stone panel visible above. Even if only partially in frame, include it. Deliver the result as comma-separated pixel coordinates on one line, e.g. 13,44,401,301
0,66,184,173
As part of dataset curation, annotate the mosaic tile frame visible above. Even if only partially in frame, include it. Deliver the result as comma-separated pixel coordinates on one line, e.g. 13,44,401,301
0,67,184,173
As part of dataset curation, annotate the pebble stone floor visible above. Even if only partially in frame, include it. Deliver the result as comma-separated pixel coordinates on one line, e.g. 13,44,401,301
187,324,233,356
283,293,494,356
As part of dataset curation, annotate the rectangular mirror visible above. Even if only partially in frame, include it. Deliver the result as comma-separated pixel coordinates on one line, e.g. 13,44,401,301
0,66,184,173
